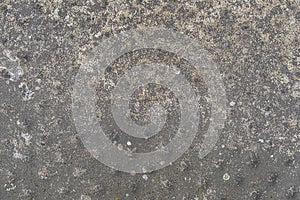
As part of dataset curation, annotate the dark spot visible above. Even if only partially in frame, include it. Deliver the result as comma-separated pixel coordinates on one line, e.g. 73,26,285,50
281,87,288,94
233,173,244,186
267,172,278,185
256,22,264,29
17,52,31,62
247,152,259,168
250,190,262,200
100,0,108,9
58,10,66,18
1,68,11,79
69,34,75,40
128,182,138,193
265,106,271,111
33,3,43,12
111,132,120,142
221,196,229,200
222,41,230,48
270,6,282,16
295,12,300,22
0,5,7,12
119,14,125,21
240,23,249,30
196,2,206,10
52,20,58,25
40,136,47,146
284,156,295,167
165,179,175,190
22,118,32,129
0,36,7,44
105,66,112,73
199,177,210,190
220,8,228,17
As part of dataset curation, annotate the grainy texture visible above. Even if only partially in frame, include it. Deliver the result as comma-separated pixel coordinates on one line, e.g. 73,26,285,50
0,0,299,199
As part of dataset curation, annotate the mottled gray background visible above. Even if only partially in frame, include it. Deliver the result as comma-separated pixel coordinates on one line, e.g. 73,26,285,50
0,0,299,200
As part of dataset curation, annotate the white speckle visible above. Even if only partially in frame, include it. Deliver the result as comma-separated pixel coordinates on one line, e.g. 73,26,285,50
57,187,68,194
160,161,166,165
55,151,64,163
24,89,34,101
18,82,35,101
73,167,87,177
142,174,148,180
12,139,24,160
270,155,274,158
258,139,264,143
38,167,49,179
22,188,32,196
36,78,42,84
142,167,147,173
21,132,31,145
229,101,236,107
265,111,271,116
80,195,91,200
4,183,16,191
52,8,60,20
173,67,180,74
223,173,230,181
127,141,132,146
221,144,225,148
13,151,23,159
0,50,23,82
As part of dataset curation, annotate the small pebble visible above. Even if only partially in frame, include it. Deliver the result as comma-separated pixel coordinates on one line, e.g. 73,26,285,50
127,141,132,146
130,171,136,176
258,139,264,143
223,173,230,181
229,101,236,107
142,174,148,180
117,144,123,150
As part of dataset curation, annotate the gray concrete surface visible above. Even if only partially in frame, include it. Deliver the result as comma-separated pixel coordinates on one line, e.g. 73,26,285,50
0,0,299,199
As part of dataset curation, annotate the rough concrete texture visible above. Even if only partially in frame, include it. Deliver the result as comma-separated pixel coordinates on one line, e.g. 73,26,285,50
0,0,299,199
